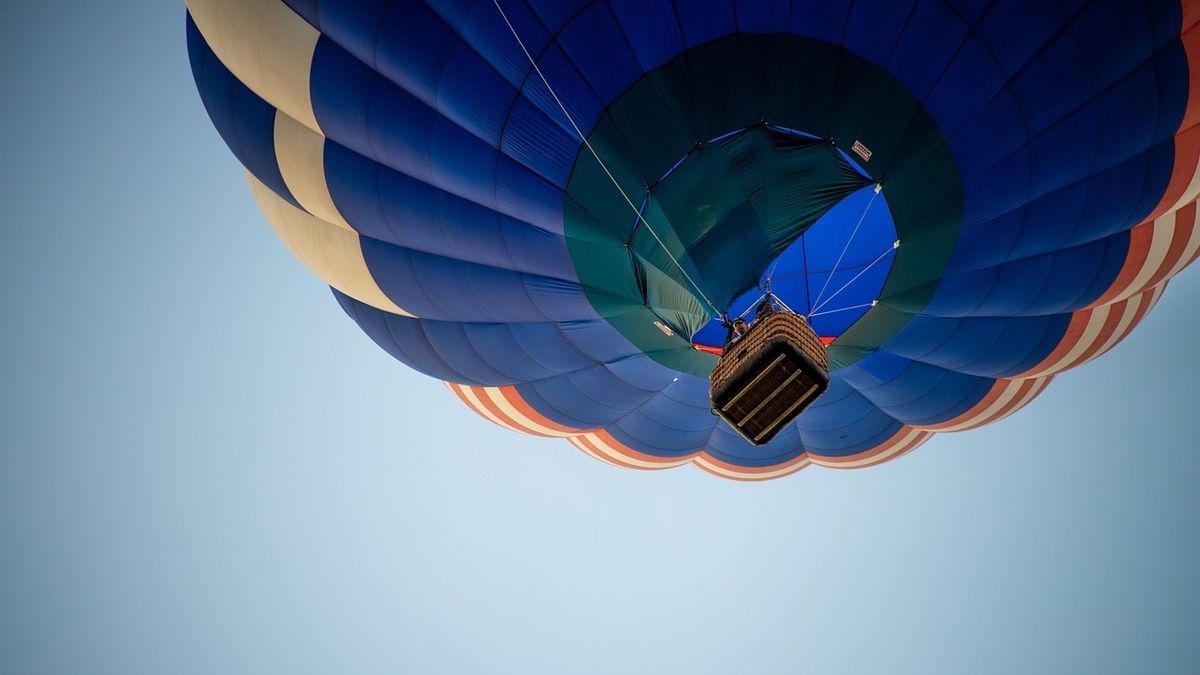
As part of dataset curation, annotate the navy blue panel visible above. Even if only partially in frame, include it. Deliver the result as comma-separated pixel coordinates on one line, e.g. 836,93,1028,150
608,0,687,70
358,237,595,322
323,140,573,279
881,313,1071,378
841,353,994,425
186,15,296,208
194,1,1195,468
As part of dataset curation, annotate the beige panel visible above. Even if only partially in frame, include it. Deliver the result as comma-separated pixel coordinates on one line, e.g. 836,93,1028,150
273,111,352,231
248,173,414,317
187,0,321,132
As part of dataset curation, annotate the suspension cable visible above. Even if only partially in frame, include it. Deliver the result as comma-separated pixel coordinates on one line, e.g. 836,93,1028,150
810,241,899,315
810,183,882,310
493,0,722,317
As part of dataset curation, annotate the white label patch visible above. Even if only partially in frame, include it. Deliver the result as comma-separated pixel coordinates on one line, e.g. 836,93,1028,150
852,140,872,162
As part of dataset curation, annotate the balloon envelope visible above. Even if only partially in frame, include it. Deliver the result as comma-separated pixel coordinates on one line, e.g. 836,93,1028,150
187,0,1200,480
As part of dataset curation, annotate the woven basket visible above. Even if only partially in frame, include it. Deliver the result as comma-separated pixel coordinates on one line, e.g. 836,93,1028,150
709,311,830,445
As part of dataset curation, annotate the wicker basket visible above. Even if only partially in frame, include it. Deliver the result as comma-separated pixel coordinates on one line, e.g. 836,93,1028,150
709,311,830,445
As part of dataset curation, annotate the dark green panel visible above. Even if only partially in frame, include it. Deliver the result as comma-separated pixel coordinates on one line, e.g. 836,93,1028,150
564,34,963,377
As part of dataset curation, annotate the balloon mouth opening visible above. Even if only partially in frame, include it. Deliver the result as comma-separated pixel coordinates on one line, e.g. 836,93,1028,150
688,177,898,351
615,123,897,350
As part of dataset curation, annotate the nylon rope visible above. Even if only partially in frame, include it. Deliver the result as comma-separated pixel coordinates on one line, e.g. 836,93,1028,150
810,240,899,315
810,182,882,310
493,0,723,317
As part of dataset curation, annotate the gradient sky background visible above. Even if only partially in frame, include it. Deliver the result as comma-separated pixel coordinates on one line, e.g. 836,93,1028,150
3,3,1200,674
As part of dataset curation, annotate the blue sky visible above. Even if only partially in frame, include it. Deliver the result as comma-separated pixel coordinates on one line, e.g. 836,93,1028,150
2,3,1199,674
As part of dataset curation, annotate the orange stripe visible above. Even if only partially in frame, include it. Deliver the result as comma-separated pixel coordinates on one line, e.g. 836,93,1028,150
694,453,811,481
1059,298,1129,372
922,378,1014,431
976,376,1052,427
592,429,699,466
446,383,527,434
809,426,929,469
1094,220,1156,307
1142,202,1198,291
494,385,585,435
1096,286,1162,359
468,386,558,437
568,435,645,470
1146,19,1200,220
1023,308,1093,376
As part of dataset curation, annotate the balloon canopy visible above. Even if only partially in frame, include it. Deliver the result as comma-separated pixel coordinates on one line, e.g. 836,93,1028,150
187,0,1200,480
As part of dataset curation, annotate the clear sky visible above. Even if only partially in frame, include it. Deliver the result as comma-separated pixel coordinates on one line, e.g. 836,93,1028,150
2,3,1199,674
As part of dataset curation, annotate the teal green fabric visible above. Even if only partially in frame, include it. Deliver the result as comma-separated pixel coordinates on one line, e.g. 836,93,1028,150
564,34,960,377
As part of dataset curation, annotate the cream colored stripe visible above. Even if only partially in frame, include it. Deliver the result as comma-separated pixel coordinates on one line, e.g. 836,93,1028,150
1170,156,1200,214
187,0,320,131
581,433,692,469
1027,304,1111,377
693,455,811,480
811,428,928,469
1164,207,1200,279
274,111,351,231
249,173,413,316
1082,293,1145,366
986,376,1052,425
568,437,626,468
481,388,579,438
1123,211,1176,297
455,384,526,433
923,379,1025,432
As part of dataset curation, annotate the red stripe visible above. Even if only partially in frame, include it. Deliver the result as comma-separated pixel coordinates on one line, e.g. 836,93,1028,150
494,386,586,435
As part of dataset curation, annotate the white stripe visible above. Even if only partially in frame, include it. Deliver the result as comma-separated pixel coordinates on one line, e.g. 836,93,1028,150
452,384,527,434
1169,155,1200,214
249,173,414,317
1123,211,1177,298
1027,304,1112,377
481,388,580,438
693,455,811,480
923,379,1025,432
187,0,321,131
578,433,693,469
274,111,351,231
1163,207,1200,279
986,376,1052,424
1082,293,1145,366
567,437,626,468
811,428,928,469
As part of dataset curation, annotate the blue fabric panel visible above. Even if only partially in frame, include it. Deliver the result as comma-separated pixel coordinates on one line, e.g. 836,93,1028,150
883,1,970,100
280,0,319,26
704,423,807,468
335,291,475,382
358,237,595,322
840,354,994,425
880,313,1070,378
785,0,851,47
974,0,1066,78
553,4,644,107
734,0,792,34
674,0,735,48
797,380,906,456
607,0,687,71
608,405,715,453
526,0,592,30
842,0,916,67
924,233,1129,317
185,15,297,208
308,33,571,216
322,140,574,279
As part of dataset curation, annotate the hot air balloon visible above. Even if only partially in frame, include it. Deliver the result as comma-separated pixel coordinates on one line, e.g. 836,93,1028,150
187,0,1200,480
